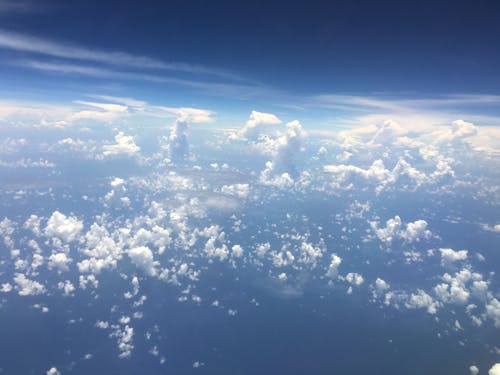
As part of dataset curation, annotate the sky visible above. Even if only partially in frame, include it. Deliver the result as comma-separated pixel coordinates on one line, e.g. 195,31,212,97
0,2,500,374
1,0,500,128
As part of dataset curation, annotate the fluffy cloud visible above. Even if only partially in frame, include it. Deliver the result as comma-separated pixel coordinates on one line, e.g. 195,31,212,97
439,248,468,267
44,211,83,242
46,367,60,375
48,252,72,272
490,364,500,375
405,290,438,314
260,120,305,185
486,298,500,328
325,254,342,278
345,272,364,286
102,132,140,156
13,273,46,296
128,246,158,276
230,110,282,141
371,216,431,244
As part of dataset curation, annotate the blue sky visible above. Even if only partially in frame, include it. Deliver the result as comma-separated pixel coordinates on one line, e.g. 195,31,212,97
1,0,500,128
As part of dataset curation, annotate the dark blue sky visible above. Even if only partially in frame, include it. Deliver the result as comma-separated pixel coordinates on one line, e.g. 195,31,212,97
1,0,500,125
2,0,500,92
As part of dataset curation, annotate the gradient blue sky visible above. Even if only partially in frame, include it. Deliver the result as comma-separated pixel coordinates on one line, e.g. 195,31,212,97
1,0,500,127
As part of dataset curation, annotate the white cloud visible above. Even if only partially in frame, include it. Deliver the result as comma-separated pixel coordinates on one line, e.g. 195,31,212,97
103,132,140,156
490,363,500,375
0,29,245,80
46,367,60,375
325,254,342,278
45,211,83,242
345,272,364,286
128,246,158,277
371,216,431,244
439,248,468,267
469,365,479,375
405,290,438,314
231,110,282,140
486,298,500,328
70,100,128,123
48,252,72,272
260,120,305,185
13,273,46,296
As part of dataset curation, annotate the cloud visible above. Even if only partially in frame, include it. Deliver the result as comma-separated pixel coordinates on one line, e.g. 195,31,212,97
13,273,46,296
490,364,500,375
230,110,282,141
439,248,468,267
405,290,438,314
370,216,431,244
46,367,60,375
0,29,248,81
48,252,72,272
45,211,84,243
163,108,214,162
259,120,305,185
103,132,140,156
69,101,129,123
128,246,158,276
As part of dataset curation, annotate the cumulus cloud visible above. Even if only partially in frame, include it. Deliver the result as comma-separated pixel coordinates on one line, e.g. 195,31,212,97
405,290,438,314
230,110,282,141
163,108,214,163
260,120,305,185
48,252,72,272
370,216,431,244
102,132,140,156
46,367,60,375
439,248,468,267
13,273,46,296
325,254,342,278
45,211,83,242
490,363,500,375
128,246,158,276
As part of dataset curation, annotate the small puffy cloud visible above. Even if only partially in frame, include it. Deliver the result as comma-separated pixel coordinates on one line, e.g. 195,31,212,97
46,367,60,375
110,177,125,187
325,254,342,278
372,278,390,299
482,224,500,233
221,184,250,199
48,252,72,272
103,132,140,156
405,289,438,314
13,273,46,296
231,244,244,257
439,248,468,267
128,246,158,276
371,216,431,244
58,280,75,296
486,298,500,328
469,365,479,375
345,272,364,286
490,364,500,375
45,211,83,242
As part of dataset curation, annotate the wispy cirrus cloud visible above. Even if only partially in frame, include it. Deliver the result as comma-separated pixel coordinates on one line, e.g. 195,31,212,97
17,60,281,99
0,29,249,82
